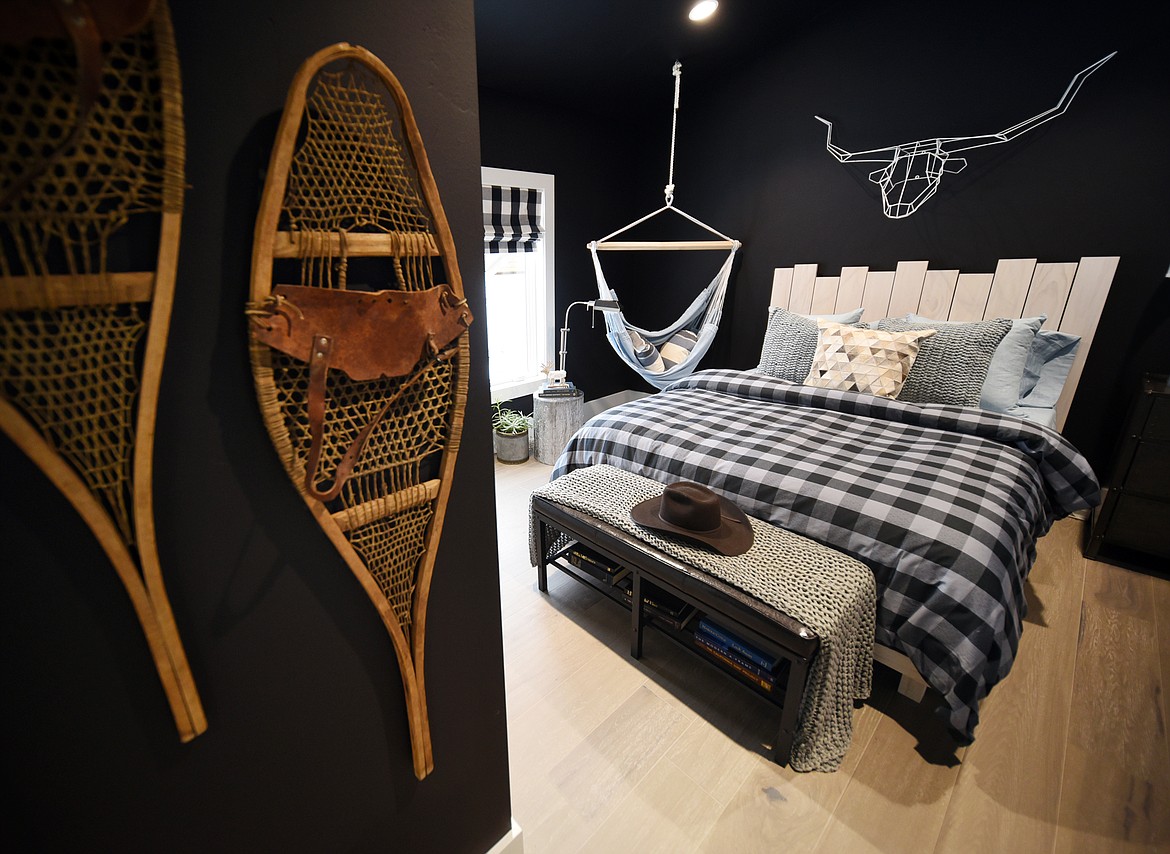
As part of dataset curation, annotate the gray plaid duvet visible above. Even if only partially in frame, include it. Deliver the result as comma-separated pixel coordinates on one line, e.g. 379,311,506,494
551,368,1100,742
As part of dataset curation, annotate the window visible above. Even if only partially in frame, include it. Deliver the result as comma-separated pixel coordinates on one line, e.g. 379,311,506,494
481,167,554,399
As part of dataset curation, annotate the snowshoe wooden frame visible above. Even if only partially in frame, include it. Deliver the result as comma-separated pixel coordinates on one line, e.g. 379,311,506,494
248,42,472,780
0,1,207,741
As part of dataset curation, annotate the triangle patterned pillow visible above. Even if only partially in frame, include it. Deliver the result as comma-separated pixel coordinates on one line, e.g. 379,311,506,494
805,320,935,399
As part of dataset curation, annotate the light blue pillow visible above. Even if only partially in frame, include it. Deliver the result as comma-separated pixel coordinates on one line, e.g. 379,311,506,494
1013,404,1058,429
1018,329,1081,408
757,306,864,382
813,308,866,323
909,313,1045,413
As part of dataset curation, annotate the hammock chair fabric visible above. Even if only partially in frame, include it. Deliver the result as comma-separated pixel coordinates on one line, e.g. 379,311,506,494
589,241,738,389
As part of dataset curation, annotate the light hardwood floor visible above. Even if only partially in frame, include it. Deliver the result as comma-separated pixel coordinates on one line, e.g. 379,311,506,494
493,457,1170,854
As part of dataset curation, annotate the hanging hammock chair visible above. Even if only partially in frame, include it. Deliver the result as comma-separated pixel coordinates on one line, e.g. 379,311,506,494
588,62,740,390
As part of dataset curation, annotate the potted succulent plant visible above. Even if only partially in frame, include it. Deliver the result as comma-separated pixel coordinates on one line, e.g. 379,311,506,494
491,401,532,464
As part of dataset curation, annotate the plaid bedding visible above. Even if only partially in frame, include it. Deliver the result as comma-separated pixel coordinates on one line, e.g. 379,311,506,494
551,368,1100,742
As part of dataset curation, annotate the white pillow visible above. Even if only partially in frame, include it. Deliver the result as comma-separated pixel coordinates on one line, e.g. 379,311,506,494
805,320,935,399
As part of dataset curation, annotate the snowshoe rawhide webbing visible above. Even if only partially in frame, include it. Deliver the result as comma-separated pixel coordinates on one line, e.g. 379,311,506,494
247,42,473,780
0,1,207,742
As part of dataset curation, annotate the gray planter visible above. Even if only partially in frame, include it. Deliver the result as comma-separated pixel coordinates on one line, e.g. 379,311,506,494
493,429,530,464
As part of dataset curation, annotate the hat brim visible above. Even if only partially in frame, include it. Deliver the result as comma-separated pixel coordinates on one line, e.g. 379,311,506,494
630,488,754,557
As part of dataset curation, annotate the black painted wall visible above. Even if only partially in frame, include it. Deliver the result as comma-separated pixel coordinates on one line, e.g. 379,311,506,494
2,2,511,851
480,2,1169,474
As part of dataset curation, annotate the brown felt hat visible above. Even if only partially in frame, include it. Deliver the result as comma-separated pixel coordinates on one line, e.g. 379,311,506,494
630,481,754,556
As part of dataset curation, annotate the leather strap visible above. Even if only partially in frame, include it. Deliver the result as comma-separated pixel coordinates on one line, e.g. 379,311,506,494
247,277,473,503
249,283,471,382
302,334,334,499
1,0,155,42
300,335,461,503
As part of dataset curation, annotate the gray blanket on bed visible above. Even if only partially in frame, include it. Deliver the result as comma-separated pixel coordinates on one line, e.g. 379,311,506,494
551,368,1100,743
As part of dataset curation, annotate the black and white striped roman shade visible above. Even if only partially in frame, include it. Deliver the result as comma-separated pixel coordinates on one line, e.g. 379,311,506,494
483,185,543,253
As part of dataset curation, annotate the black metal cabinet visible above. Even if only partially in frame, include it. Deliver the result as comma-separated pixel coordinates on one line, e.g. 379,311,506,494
1085,374,1170,569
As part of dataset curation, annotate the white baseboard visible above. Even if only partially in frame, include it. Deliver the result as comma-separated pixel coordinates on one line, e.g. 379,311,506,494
484,818,523,854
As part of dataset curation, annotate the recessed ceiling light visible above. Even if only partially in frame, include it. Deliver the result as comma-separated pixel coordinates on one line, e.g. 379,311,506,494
688,1,719,22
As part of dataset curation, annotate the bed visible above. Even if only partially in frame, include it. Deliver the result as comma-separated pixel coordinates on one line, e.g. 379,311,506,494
549,256,1118,745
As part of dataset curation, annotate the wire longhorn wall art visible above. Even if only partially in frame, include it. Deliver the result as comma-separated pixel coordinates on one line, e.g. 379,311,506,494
815,51,1115,219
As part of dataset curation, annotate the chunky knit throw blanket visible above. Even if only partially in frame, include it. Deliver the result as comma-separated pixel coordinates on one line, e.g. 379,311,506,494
529,464,876,772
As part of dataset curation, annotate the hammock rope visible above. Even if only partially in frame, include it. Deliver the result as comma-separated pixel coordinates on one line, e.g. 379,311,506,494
666,60,680,205
588,61,740,388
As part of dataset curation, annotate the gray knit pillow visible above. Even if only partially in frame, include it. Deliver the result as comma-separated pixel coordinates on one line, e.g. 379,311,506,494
757,306,863,382
870,317,1012,406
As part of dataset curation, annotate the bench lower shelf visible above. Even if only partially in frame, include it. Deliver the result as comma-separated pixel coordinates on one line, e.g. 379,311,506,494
532,495,820,766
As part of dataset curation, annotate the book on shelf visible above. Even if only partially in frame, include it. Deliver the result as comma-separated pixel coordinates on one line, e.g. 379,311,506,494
620,580,694,629
696,617,779,673
566,544,623,579
693,628,778,681
693,633,775,693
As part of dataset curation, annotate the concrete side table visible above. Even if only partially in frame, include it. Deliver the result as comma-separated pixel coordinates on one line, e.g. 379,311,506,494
533,389,584,465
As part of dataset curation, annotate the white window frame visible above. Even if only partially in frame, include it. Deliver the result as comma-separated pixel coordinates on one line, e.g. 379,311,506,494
481,166,555,400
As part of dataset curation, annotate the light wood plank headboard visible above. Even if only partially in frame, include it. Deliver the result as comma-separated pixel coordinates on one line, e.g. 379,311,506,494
770,257,1120,431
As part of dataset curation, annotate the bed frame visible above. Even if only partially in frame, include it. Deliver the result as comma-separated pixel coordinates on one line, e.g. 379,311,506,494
770,256,1119,699
770,256,1120,431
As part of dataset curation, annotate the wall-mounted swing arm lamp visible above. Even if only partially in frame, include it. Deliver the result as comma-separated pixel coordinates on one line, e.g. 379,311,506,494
544,299,622,393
